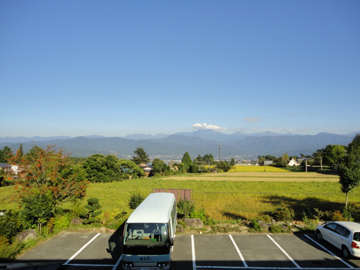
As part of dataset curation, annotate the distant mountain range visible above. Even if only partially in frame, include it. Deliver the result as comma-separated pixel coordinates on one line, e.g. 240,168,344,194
0,131,357,160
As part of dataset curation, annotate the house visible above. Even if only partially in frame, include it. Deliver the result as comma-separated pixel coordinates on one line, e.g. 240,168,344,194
288,158,300,167
139,163,153,177
0,163,22,176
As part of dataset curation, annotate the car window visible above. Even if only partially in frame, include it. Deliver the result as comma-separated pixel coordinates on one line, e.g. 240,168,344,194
324,223,337,231
354,232,360,241
335,225,350,237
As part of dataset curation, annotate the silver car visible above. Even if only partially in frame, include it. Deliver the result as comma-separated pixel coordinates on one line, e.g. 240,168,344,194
316,221,360,258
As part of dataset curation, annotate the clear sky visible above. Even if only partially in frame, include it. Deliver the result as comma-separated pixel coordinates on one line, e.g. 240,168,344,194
1,0,359,137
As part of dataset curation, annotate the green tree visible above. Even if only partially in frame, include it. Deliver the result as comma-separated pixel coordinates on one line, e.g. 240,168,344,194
280,153,289,167
21,191,55,232
181,152,192,173
151,158,169,176
230,158,236,167
323,144,347,170
118,159,144,179
132,147,150,165
24,145,44,163
83,154,125,182
14,144,23,163
203,154,215,165
12,146,87,205
0,146,13,163
338,135,360,210
216,160,231,172
82,198,102,224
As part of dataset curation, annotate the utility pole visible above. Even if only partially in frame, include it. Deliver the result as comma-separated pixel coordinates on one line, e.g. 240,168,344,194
320,156,323,171
305,159,308,173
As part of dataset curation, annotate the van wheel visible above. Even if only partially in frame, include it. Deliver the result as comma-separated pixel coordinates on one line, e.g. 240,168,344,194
316,230,323,241
342,246,350,258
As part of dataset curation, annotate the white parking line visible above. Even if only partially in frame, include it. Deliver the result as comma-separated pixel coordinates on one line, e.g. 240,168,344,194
192,234,197,270
229,234,248,267
266,234,301,269
63,233,101,265
304,234,354,269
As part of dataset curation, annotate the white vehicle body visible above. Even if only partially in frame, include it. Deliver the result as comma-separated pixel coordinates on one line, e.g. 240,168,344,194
122,193,177,270
316,221,360,258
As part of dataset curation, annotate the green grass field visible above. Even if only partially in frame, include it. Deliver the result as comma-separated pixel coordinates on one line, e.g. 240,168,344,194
228,165,289,172
0,171,358,221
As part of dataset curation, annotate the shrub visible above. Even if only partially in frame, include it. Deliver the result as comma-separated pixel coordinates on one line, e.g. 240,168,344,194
129,193,145,209
0,236,24,259
0,210,23,241
272,205,294,221
249,219,262,232
21,192,55,232
82,198,102,224
332,210,344,221
53,215,71,232
259,215,273,224
177,200,195,218
190,208,214,225
269,224,283,233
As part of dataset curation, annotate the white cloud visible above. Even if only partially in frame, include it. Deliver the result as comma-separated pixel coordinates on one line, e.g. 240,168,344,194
192,123,223,131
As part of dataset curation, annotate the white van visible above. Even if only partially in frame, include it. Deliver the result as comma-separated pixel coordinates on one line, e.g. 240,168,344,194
122,193,177,269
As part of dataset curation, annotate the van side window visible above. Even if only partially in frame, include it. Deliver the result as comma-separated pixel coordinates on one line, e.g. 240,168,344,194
324,223,337,232
354,232,360,241
335,225,350,237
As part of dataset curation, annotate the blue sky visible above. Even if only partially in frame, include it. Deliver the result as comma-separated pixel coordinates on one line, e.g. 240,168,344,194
1,0,359,136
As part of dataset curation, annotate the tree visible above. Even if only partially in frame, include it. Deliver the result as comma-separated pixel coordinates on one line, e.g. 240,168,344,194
118,159,144,179
151,158,169,176
203,154,215,165
230,158,236,167
0,146,13,163
338,135,360,210
10,146,88,205
132,147,150,165
14,144,23,164
322,144,347,170
280,153,289,167
181,152,192,173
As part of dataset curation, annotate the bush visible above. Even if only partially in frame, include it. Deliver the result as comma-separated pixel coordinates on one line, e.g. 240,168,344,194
0,210,23,241
53,215,71,232
82,198,102,224
249,219,262,232
177,200,195,218
129,193,145,209
272,205,294,221
269,224,290,233
190,208,214,225
0,236,24,260
332,210,344,221
21,192,55,231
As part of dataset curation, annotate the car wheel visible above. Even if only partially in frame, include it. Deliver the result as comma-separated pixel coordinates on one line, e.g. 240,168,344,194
316,230,323,241
342,246,350,258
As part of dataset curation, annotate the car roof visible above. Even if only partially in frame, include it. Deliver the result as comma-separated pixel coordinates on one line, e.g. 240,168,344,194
127,192,175,224
329,221,360,232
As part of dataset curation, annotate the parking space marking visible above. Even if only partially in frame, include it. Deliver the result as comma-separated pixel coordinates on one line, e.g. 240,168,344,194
304,234,354,269
192,234,197,270
229,235,247,267
64,233,101,265
266,234,301,269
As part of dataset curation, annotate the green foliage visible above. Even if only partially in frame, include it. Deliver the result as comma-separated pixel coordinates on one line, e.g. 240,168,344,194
181,152,192,173
129,193,144,209
190,208,214,225
248,219,262,232
0,210,23,241
322,144,347,170
189,163,200,173
280,153,289,167
177,200,195,218
151,158,170,176
21,192,55,230
53,215,71,232
269,224,290,233
271,205,294,221
83,154,144,182
0,146,13,163
194,154,215,165
132,147,150,165
0,236,24,259
82,198,102,224
216,160,232,172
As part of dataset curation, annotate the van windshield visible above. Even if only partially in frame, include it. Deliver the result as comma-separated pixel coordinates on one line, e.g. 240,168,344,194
124,223,169,246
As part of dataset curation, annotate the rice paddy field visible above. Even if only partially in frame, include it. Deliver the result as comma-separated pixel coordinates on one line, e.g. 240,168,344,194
1,168,359,221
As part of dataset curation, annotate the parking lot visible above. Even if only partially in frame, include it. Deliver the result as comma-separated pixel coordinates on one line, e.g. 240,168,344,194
15,231,360,270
